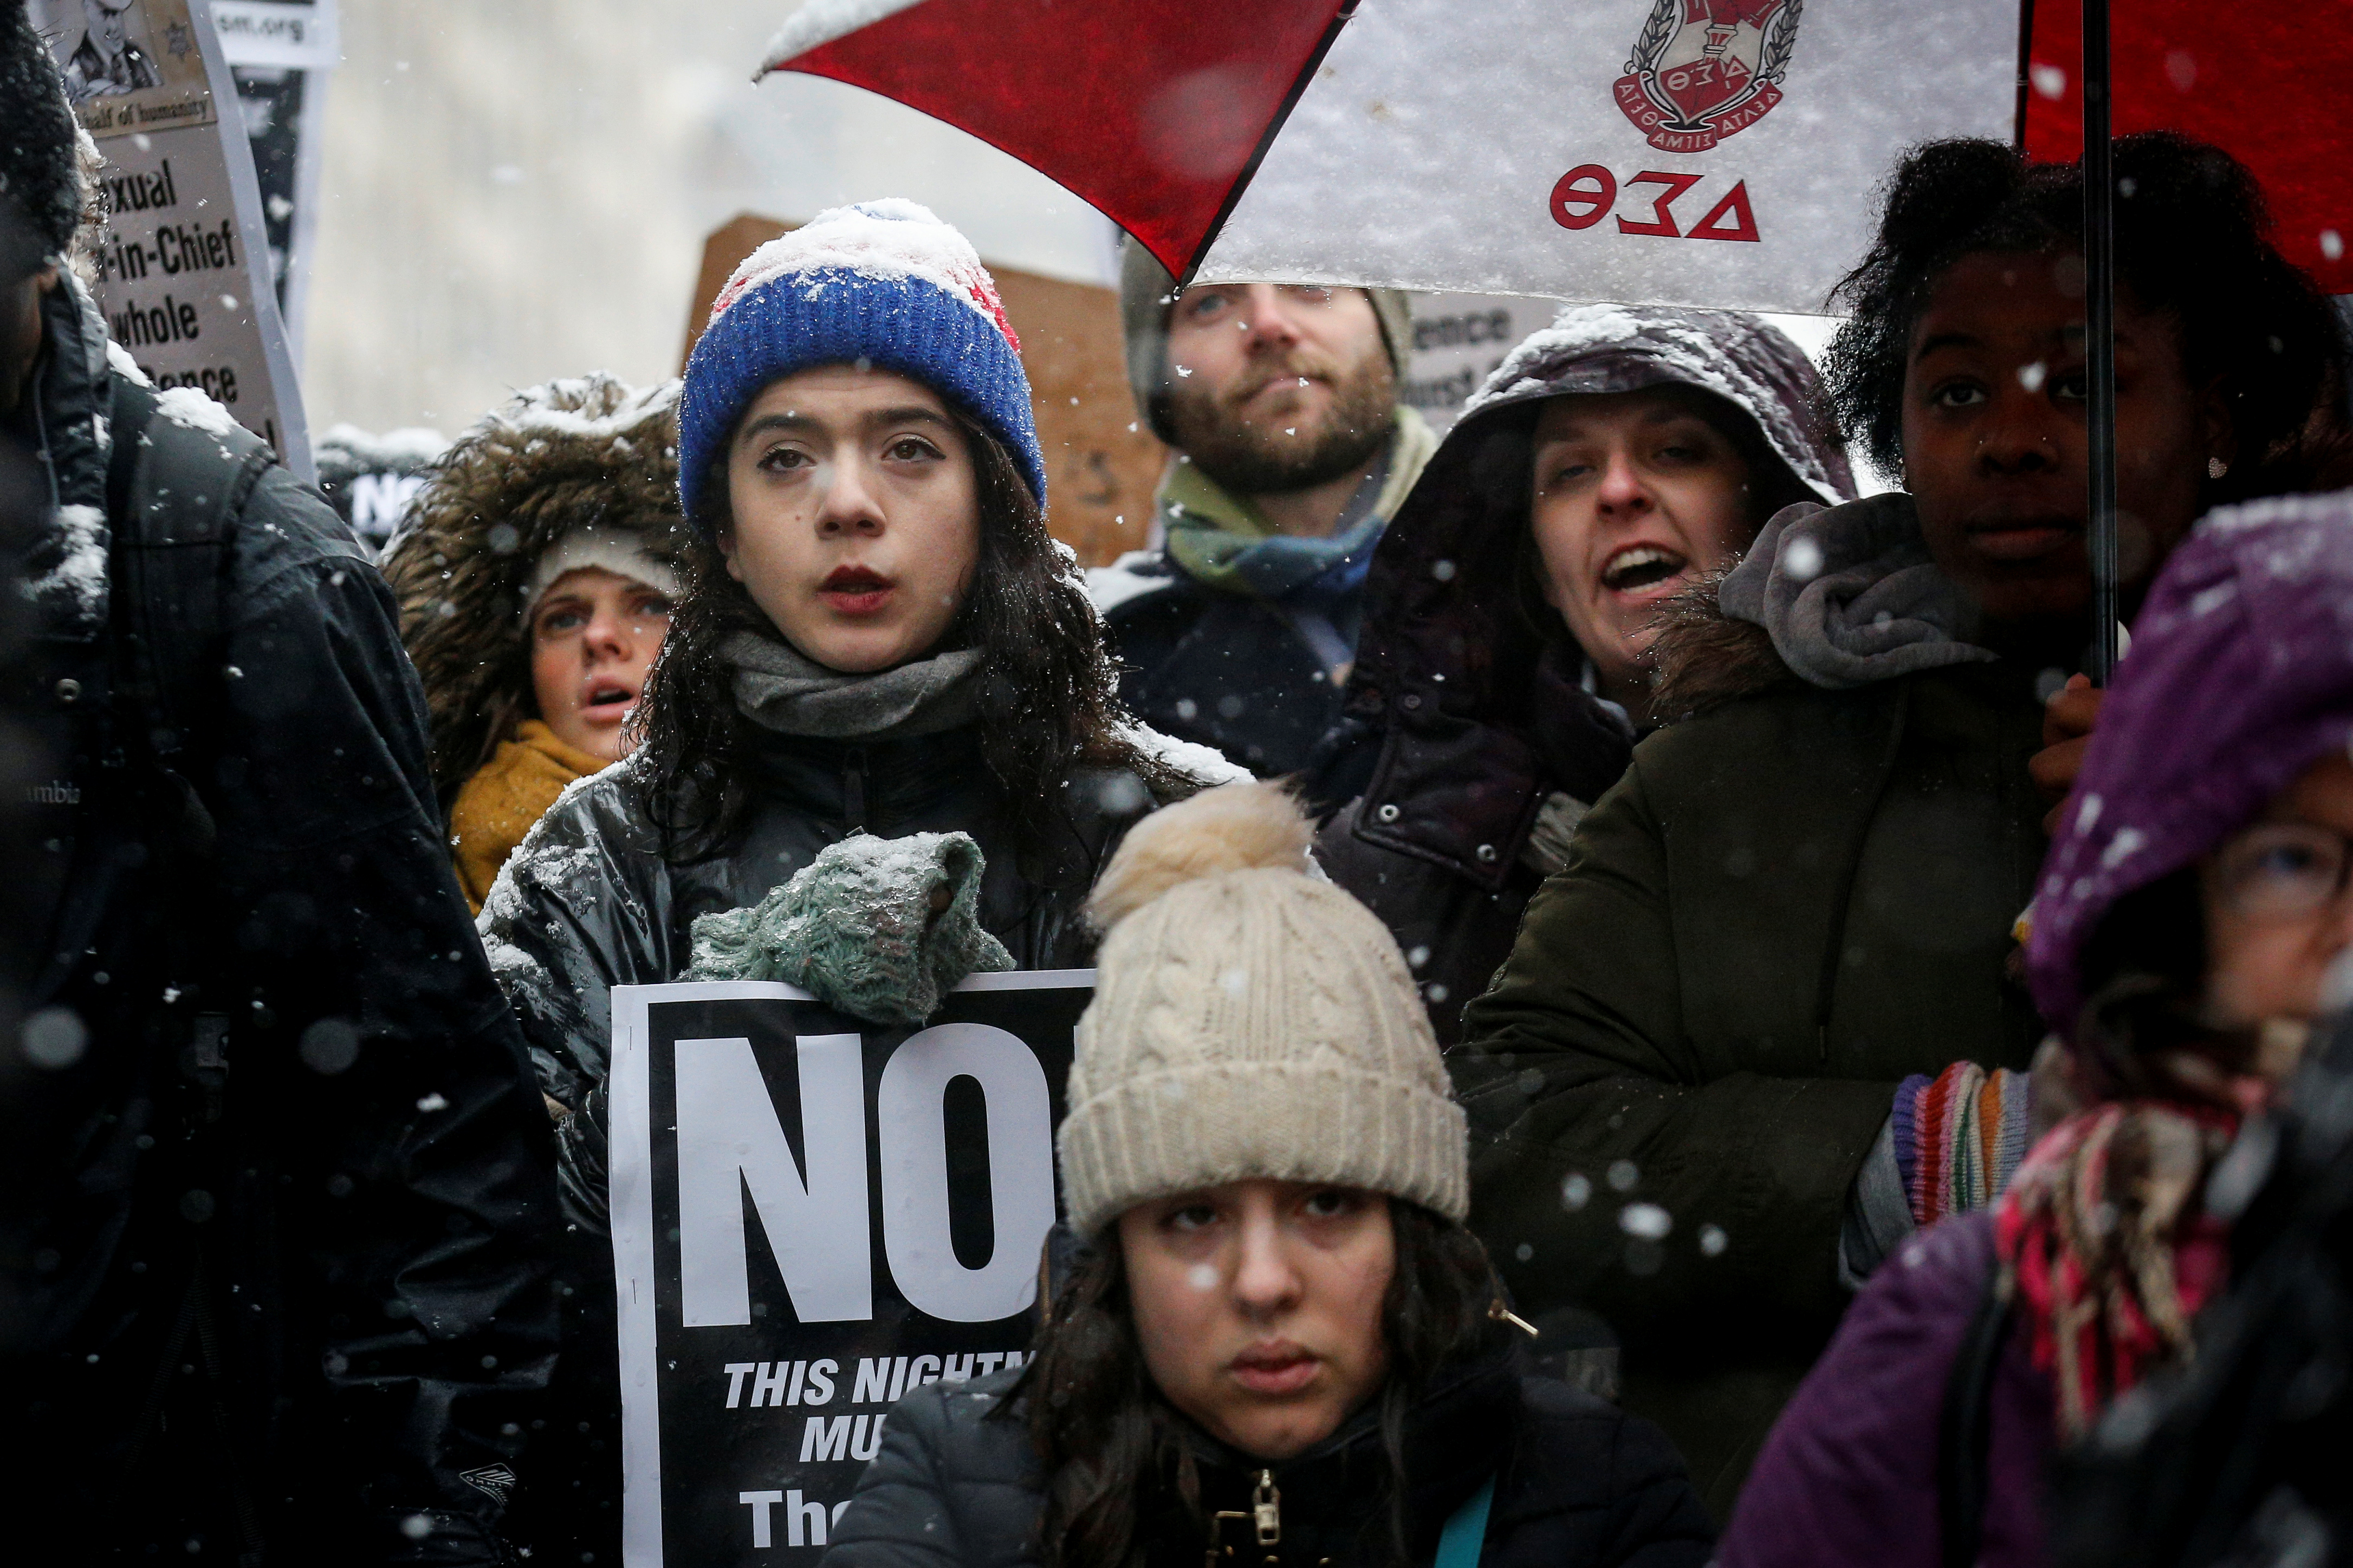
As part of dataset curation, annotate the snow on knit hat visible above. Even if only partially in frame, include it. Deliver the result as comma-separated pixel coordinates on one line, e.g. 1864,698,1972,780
678,199,1044,530
520,523,683,621
1057,780,1467,1238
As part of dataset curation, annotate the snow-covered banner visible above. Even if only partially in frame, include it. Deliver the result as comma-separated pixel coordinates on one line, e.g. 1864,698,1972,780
609,975,1090,1566
1197,0,2018,313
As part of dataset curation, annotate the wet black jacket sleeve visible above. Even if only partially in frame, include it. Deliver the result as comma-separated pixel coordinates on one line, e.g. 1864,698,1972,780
213,458,560,1558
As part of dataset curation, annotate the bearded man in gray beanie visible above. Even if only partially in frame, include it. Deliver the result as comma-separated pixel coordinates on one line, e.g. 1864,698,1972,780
1091,244,1435,782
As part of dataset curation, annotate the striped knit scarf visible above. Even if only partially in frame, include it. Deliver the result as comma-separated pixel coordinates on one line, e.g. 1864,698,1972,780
1892,1060,2033,1227
1993,1101,2237,1439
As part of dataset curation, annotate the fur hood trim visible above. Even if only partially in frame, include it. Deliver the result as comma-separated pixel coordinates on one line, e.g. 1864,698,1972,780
1645,571,1797,722
383,373,686,805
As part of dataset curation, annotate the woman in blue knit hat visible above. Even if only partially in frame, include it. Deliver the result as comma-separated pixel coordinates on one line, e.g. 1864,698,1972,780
478,201,1232,1558
483,199,1228,1131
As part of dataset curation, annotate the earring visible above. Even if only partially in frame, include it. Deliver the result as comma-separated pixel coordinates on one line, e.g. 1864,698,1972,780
2208,456,2229,479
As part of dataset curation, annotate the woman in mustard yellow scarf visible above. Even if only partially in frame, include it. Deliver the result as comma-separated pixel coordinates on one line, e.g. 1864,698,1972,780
382,373,684,913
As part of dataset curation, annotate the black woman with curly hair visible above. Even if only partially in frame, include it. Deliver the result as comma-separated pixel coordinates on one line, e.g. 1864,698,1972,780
1451,133,2350,1519
822,782,1713,1568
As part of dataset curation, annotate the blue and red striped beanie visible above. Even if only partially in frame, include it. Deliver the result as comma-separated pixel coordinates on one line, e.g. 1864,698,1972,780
678,199,1043,531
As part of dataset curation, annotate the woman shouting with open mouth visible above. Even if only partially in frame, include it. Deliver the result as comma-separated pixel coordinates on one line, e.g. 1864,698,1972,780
1310,305,1851,1044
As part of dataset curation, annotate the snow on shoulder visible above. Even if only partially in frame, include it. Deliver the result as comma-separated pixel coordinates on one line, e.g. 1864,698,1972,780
154,385,244,439
1119,721,1251,791
105,340,153,387
1086,551,1175,617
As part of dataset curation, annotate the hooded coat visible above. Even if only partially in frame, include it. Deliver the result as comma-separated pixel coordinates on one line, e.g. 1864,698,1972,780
1453,491,2059,1519
381,374,685,906
1720,490,2353,1568
2,269,558,1562
823,1351,1712,1568
1310,307,1854,1043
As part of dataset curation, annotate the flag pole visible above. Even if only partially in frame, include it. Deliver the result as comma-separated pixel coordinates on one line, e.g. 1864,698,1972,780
2083,0,2118,681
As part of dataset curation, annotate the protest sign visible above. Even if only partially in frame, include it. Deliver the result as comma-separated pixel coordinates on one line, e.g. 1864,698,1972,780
1403,294,1559,434
212,0,340,356
313,423,445,558
608,972,1093,1566
31,0,312,478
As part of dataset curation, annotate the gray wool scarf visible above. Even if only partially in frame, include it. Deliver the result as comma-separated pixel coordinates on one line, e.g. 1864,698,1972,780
1719,492,1997,691
724,630,983,739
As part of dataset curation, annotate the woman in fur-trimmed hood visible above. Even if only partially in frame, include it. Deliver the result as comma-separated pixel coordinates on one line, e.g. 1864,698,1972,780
381,373,685,912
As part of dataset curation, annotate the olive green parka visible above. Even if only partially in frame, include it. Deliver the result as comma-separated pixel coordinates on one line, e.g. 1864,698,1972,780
1453,497,2051,1518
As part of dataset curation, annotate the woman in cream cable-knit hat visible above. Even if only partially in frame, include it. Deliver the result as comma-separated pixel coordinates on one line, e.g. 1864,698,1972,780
824,782,1710,1568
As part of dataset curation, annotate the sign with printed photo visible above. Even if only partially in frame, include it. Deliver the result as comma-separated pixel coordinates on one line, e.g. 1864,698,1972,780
45,0,211,125
608,974,1092,1567
30,0,312,479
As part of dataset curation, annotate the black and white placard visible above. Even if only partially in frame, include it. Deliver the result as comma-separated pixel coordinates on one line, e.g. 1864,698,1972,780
30,0,312,478
609,973,1091,1566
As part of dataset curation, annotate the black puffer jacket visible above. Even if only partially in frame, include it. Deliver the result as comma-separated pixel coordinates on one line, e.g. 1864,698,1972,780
2,274,558,1562
825,1352,1711,1568
479,724,1162,1114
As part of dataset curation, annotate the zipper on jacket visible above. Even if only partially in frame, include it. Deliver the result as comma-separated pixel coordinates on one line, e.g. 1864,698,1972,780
842,745,868,832
1204,1470,1281,1568
1252,1470,1281,1546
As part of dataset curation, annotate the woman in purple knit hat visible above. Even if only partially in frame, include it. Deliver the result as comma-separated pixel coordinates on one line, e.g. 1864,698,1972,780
1717,484,2353,1568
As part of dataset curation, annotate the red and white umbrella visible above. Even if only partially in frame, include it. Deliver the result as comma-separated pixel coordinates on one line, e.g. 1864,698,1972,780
758,0,2353,311
760,0,2353,674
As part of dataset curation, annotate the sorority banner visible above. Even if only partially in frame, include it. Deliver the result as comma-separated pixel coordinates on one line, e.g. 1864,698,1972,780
1197,0,2019,314
609,973,1092,1567
30,0,312,479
